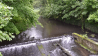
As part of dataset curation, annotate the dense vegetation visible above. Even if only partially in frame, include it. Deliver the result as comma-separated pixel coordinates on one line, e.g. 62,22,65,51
0,52,2,56
0,0,98,43
0,0,40,42
40,0,98,33
0,2,15,42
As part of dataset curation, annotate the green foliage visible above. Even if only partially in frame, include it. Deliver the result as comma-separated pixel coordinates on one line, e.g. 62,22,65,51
42,4,61,18
0,0,40,42
0,31,14,42
2,0,40,26
0,2,15,42
33,0,42,8
41,0,98,33
0,2,13,29
87,11,98,22
41,0,98,21
80,34,88,38
85,22,98,33
4,22,20,35
0,52,3,56
85,0,98,22
13,17,33,32
90,34,95,37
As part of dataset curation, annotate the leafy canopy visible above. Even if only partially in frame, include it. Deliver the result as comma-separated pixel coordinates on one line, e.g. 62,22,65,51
41,0,98,23
0,0,40,42
0,2,15,42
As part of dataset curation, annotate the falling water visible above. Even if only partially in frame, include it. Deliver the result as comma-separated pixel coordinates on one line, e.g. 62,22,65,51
0,17,96,56
0,35,91,56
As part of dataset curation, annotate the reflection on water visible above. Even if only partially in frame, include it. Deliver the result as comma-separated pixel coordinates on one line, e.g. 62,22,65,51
14,17,85,43
0,17,98,56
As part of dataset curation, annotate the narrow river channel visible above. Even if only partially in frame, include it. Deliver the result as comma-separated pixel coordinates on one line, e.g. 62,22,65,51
0,17,98,56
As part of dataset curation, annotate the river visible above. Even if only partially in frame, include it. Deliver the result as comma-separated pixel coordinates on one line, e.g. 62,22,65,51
0,17,98,56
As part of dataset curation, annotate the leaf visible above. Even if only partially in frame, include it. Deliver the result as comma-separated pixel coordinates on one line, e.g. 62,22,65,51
72,5,76,8
11,35,15,38
0,36,6,40
0,31,2,33
92,5,96,8
0,52,3,56
95,18,98,22
0,26,2,29
82,11,88,15
8,38,12,41
0,39,2,42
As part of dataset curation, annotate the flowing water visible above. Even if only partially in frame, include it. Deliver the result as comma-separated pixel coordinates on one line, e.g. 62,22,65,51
0,35,90,56
0,17,98,56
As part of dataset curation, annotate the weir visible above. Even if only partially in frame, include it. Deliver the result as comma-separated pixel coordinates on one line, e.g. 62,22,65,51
0,36,67,56
0,18,94,56
72,33,98,54
0,35,90,56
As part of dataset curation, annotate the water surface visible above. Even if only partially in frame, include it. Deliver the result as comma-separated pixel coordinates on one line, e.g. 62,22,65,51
0,17,98,56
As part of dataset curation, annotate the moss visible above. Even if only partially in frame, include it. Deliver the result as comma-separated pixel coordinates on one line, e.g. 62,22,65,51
37,44,46,56
75,40,97,54
90,34,95,37
37,45,44,50
73,33,98,45
48,54,50,56
0,52,3,56
72,33,85,39
73,33,98,54
80,44,91,50
80,44,97,54
41,53,46,56
80,34,88,38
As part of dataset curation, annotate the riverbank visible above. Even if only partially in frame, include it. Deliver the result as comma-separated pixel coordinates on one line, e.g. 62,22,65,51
0,17,98,56
0,17,98,46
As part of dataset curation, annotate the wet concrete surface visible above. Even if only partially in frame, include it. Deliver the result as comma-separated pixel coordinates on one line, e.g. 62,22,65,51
0,17,98,56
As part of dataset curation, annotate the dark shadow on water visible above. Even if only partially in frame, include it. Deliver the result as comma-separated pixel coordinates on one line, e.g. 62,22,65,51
0,17,98,56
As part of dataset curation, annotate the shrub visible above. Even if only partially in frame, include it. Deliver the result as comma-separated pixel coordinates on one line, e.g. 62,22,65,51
0,2,15,42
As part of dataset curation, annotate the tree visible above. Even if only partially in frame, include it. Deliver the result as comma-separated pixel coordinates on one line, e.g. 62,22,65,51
40,0,98,31
0,0,40,42
0,2,14,42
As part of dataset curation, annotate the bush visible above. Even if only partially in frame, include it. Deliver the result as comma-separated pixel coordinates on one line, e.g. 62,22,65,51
0,2,15,42
0,0,40,42
40,0,98,33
